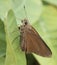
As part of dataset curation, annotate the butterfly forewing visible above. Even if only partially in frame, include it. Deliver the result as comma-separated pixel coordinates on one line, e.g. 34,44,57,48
20,21,52,57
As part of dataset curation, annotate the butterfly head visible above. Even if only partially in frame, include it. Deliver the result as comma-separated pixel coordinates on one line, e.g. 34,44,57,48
21,19,29,26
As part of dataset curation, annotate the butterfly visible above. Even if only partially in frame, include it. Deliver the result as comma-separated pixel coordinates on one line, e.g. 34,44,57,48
19,19,52,57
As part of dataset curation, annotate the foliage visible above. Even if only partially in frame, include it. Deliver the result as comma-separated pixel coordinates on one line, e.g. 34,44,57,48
0,0,57,65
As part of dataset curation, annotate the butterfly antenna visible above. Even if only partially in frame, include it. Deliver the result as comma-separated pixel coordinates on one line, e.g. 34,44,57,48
24,6,28,20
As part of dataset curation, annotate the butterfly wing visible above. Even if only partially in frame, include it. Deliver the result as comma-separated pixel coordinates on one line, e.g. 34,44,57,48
24,26,52,57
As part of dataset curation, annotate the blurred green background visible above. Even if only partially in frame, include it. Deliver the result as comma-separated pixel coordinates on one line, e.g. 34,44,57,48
0,0,57,65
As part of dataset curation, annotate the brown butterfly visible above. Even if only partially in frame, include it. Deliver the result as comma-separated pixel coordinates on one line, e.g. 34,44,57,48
19,19,52,57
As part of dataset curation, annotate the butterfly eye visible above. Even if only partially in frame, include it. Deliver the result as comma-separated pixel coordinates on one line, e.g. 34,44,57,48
25,21,27,25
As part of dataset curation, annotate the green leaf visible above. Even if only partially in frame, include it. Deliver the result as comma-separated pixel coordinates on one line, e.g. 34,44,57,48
4,10,26,65
0,19,6,57
0,0,42,24
0,0,23,20
0,57,5,65
32,4,57,65
43,0,57,6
